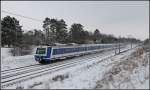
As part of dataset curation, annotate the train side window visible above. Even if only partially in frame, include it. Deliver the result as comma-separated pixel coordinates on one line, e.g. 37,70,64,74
52,49,56,55
66,48,68,53
53,49,59,55
57,48,62,54
76,48,78,52
56,49,59,54
62,48,65,54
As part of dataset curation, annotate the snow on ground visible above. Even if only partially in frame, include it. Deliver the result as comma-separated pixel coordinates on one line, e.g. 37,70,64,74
1,48,12,60
95,47,149,89
4,44,148,89
1,47,38,71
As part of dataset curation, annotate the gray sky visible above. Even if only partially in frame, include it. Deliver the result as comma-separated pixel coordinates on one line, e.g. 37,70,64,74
1,1,149,40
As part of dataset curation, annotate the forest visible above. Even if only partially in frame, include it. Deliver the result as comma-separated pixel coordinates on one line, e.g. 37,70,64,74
1,16,141,48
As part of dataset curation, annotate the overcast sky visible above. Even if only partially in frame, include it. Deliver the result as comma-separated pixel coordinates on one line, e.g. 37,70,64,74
1,1,149,40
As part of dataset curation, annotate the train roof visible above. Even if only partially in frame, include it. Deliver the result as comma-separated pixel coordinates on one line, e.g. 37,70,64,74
36,43,120,49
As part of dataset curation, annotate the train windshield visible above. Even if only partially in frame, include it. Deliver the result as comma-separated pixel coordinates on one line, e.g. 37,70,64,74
36,48,46,54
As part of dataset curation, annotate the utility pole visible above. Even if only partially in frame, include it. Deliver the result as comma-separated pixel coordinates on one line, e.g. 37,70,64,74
115,42,117,55
118,36,121,54
131,38,132,49
128,35,133,49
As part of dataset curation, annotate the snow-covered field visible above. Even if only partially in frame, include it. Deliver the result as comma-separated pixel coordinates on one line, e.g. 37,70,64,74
1,48,38,71
1,44,149,89
95,48,149,89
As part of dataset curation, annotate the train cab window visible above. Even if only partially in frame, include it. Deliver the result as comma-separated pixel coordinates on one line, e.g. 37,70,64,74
36,48,46,54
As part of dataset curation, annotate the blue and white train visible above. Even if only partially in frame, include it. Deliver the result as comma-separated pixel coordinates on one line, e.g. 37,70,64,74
34,44,122,64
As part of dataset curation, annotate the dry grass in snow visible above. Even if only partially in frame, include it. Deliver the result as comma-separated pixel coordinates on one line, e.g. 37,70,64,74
95,47,149,89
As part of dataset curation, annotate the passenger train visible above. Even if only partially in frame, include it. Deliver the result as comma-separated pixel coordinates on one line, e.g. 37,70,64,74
34,44,123,64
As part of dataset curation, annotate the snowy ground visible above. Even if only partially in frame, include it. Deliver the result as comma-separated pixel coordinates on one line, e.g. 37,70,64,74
1,48,38,71
1,44,148,89
95,47,149,89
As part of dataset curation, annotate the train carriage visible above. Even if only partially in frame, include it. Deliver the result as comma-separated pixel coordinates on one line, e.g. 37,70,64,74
34,44,122,64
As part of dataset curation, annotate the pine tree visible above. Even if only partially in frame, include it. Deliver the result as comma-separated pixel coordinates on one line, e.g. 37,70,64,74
55,19,68,43
69,23,86,44
1,16,23,47
43,18,68,44
93,29,101,43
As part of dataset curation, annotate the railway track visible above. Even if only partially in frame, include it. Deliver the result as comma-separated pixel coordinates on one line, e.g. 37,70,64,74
1,49,106,76
1,47,115,75
1,45,134,88
1,52,107,79
1,64,41,74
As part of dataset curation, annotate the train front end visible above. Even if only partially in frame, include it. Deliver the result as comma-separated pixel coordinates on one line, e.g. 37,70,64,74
34,46,52,63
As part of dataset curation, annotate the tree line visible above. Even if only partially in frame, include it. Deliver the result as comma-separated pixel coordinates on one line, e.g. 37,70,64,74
1,16,141,48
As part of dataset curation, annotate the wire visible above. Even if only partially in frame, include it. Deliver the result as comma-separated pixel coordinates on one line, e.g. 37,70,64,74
2,10,42,22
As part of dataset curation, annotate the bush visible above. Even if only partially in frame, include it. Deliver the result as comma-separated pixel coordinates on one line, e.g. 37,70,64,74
52,74,69,81
10,45,33,56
